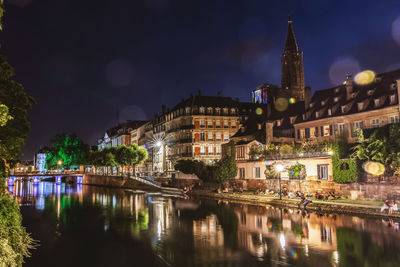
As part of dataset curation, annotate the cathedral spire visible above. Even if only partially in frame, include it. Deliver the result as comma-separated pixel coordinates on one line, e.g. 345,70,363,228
281,16,305,102
284,15,299,52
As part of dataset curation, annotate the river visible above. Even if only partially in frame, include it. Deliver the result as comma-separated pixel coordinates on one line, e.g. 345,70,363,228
7,180,400,267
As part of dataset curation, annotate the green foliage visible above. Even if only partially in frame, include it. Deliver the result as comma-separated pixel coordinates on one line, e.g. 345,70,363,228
248,144,263,160
332,141,359,183
286,162,306,178
265,165,278,178
214,141,237,183
45,134,89,170
0,55,35,167
88,145,148,174
279,143,294,155
0,104,12,127
174,142,237,183
352,124,400,175
0,193,34,266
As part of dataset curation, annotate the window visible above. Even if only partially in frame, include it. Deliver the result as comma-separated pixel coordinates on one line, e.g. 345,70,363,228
239,168,245,178
216,146,221,154
351,121,364,137
207,120,213,128
199,107,205,114
185,107,191,114
315,127,319,137
224,120,228,128
371,118,379,128
357,102,364,111
216,132,221,141
323,125,330,136
317,164,328,180
256,216,262,229
237,146,245,158
315,111,319,118
200,119,205,127
216,120,221,128
390,115,399,123
207,107,213,114
231,120,237,128
223,108,228,115
328,109,332,116
208,145,214,154
299,129,305,138
223,132,229,141
230,108,236,115
305,128,310,138
334,96,339,102
215,108,221,115
341,106,346,113
208,132,213,141
338,123,346,134
374,98,380,107
200,132,205,141
200,146,205,155
390,94,396,104
290,117,296,124
254,167,260,178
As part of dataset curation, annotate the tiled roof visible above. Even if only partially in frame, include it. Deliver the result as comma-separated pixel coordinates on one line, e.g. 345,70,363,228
296,69,400,123
106,120,148,137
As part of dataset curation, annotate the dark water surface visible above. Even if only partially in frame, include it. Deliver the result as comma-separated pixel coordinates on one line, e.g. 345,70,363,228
8,181,400,267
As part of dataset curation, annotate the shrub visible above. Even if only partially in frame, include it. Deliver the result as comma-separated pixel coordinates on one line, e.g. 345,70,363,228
332,142,359,183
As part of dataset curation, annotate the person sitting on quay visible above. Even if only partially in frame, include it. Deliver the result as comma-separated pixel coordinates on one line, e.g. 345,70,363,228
298,194,312,209
388,200,398,215
381,199,391,213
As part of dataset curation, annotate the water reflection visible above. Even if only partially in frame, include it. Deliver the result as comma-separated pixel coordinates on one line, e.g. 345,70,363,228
7,181,400,267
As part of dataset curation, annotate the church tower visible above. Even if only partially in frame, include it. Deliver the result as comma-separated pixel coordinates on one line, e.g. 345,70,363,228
281,16,305,102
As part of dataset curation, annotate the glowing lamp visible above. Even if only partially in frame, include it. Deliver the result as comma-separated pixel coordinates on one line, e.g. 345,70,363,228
275,164,284,172
156,141,162,147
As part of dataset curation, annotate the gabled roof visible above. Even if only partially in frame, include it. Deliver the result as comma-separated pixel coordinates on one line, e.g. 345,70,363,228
296,68,400,123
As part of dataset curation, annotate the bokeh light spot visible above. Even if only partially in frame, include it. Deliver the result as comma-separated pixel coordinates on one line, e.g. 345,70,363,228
255,107,263,115
363,161,385,176
274,98,289,112
392,16,400,46
354,70,375,85
329,57,361,85
289,98,296,104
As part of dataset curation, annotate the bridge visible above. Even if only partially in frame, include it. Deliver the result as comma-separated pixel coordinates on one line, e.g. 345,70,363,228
7,172,182,195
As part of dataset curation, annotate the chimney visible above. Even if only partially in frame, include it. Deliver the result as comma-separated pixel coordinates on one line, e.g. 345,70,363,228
345,74,353,100
304,86,311,109
198,89,201,96
161,104,166,114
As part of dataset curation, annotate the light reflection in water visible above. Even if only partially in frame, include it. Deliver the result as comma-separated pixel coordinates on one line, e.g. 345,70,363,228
6,180,400,267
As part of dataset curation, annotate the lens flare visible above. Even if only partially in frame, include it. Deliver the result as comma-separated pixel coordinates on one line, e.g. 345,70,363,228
363,161,385,176
354,70,376,85
255,107,263,115
291,250,298,260
392,16,400,46
289,98,296,104
274,98,289,112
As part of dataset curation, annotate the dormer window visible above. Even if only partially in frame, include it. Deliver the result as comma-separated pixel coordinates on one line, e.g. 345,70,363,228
223,108,228,115
215,108,221,115
309,103,314,108
367,89,374,96
257,123,262,130
374,98,380,107
390,94,396,104
334,87,340,93
328,109,332,115
230,108,236,115
207,107,213,114
357,102,364,111
302,114,306,120
321,100,326,106
315,111,319,118
341,106,346,113
390,82,397,90
334,97,339,103
199,107,205,114
277,120,281,127
290,116,296,124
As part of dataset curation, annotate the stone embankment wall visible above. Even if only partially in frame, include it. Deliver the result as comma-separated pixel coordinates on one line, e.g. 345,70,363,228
83,174,157,191
228,178,400,200
155,177,201,189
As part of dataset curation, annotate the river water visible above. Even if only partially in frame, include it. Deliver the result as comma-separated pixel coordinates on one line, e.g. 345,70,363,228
7,181,400,267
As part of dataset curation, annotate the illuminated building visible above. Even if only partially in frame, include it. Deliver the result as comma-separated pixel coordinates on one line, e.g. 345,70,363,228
294,71,400,143
34,152,47,173
152,92,264,171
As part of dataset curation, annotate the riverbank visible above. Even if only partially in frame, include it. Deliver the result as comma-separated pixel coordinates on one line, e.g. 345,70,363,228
191,190,400,219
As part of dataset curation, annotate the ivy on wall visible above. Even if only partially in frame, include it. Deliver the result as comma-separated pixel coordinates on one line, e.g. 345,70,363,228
332,141,359,183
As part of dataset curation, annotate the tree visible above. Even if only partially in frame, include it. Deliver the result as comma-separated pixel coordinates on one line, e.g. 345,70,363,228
0,56,35,172
0,104,12,127
214,141,237,184
45,134,89,170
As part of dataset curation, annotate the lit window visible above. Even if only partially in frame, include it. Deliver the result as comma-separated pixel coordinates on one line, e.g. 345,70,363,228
216,146,221,154
223,108,228,115
199,107,205,114
390,95,396,104
317,164,328,180
315,111,319,118
208,145,214,154
357,102,363,111
207,107,213,114
323,125,330,136
230,108,236,115
224,120,228,128
216,132,221,141
374,98,380,107
334,97,339,102
216,120,221,128
200,146,205,155
200,132,205,141
208,132,213,141
200,119,205,127
207,120,213,128
215,108,221,115
328,109,332,115
223,132,229,141
231,120,237,128
254,167,260,178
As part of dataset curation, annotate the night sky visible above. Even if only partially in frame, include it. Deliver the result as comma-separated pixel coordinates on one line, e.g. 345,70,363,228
2,0,400,159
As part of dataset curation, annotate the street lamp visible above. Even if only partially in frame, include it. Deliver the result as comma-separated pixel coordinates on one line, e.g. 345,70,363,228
275,164,284,200
57,160,63,173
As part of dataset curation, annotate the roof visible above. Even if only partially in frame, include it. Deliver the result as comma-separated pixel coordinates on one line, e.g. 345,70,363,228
296,68,400,124
284,17,299,52
106,120,148,137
